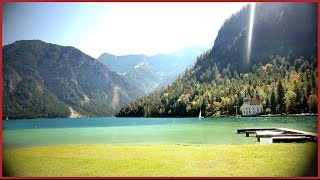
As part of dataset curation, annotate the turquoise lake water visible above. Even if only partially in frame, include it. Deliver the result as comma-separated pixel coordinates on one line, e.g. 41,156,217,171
2,116,317,149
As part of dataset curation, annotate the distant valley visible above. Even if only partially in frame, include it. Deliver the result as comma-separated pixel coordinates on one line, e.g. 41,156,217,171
2,41,209,119
118,2,318,117
2,2,317,119
98,46,210,93
3,40,144,119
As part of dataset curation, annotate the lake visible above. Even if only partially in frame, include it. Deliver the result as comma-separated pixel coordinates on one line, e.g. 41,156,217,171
3,116,317,149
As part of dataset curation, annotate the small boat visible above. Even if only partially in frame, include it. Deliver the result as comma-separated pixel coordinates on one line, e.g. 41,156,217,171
199,110,204,119
33,121,39,128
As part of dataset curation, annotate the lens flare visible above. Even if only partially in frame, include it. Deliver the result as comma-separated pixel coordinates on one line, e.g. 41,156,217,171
246,3,256,64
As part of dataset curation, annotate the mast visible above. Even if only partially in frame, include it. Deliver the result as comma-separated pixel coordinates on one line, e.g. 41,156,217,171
235,105,237,116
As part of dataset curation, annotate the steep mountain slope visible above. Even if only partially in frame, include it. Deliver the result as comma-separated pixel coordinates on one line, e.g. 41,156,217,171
117,2,318,117
195,2,317,75
3,40,144,119
98,46,209,93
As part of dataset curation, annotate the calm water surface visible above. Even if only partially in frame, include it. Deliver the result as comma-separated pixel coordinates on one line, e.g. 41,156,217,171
3,116,317,149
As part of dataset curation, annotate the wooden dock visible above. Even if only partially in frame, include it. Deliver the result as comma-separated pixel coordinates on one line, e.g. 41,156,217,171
237,127,318,143
237,128,276,134
272,136,311,143
276,128,318,137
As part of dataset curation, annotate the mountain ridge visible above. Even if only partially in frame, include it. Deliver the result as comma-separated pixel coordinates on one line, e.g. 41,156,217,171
3,40,144,119
98,45,210,93
117,2,318,117
199,2,317,74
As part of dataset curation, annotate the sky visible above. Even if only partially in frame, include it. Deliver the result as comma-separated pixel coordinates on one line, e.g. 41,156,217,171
3,2,247,58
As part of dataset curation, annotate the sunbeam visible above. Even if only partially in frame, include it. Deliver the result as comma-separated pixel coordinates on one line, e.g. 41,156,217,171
246,2,256,64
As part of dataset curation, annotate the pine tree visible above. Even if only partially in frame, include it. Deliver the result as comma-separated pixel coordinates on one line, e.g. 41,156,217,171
302,96,309,113
270,88,276,114
277,81,285,114
265,97,270,109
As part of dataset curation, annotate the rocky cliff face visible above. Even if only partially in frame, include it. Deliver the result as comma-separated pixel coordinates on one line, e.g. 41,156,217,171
196,2,317,74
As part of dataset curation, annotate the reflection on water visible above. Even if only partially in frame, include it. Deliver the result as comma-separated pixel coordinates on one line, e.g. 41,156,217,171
2,116,317,149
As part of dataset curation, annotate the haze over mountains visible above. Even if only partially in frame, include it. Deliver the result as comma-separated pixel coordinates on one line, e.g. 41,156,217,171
3,40,144,118
98,46,210,93
118,2,318,117
3,41,208,119
3,2,317,119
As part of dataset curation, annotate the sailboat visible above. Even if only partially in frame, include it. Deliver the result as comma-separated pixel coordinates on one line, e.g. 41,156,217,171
199,110,204,119
235,106,241,118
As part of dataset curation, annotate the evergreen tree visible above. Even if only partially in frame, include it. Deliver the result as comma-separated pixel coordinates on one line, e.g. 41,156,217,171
302,96,309,113
270,88,277,114
265,97,270,109
277,81,285,114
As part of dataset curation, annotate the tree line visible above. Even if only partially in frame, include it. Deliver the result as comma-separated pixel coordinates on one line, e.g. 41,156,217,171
117,56,317,117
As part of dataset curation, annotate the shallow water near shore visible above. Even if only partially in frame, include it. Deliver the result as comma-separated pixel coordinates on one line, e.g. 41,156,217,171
3,116,317,149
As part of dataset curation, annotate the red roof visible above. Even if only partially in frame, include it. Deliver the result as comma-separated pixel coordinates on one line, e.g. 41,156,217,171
250,98,261,105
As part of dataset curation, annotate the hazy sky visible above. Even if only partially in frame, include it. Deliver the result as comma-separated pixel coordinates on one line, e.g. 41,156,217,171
3,2,247,58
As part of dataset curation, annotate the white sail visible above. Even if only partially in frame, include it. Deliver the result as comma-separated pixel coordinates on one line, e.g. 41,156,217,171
199,110,203,118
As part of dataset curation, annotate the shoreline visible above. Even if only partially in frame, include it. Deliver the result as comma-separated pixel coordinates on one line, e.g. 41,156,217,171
3,113,318,120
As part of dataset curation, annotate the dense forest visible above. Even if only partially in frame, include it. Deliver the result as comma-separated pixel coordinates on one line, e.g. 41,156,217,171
117,2,318,117
117,56,317,117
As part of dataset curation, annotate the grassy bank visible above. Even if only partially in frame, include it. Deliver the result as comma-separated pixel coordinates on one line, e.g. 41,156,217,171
3,143,317,177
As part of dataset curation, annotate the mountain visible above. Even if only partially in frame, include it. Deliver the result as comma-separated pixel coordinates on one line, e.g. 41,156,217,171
98,54,162,93
117,2,318,117
195,2,317,75
98,45,210,93
97,54,148,75
3,40,144,119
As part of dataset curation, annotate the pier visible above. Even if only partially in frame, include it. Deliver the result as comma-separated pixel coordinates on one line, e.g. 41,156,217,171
237,127,318,143
237,128,276,134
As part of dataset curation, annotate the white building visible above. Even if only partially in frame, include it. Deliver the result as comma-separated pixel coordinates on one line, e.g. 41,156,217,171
241,98,263,116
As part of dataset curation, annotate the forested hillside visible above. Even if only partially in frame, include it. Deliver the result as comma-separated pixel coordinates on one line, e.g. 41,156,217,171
3,40,144,119
197,2,317,74
118,56,317,117
117,2,318,117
